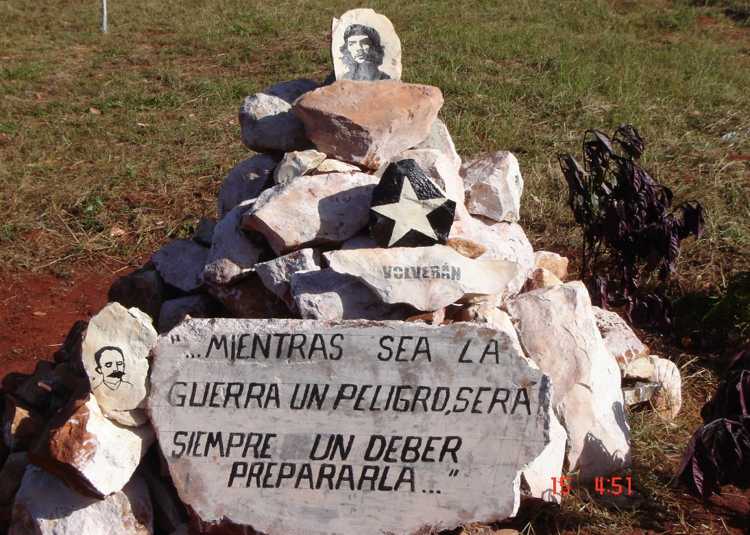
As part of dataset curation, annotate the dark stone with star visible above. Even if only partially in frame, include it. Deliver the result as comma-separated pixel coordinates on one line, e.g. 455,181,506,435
369,159,456,248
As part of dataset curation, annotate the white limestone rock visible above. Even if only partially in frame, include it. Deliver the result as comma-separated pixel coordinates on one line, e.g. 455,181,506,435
81,302,157,426
273,149,327,185
217,154,278,218
525,267,563,291
152,239,208,293
593,306,649,367
534,250,569,281
506,282,631,481
30,395,153,498
239,79,318,153
462,151,523,223
203,200,263,286
325,245,523,311
649,356,682,420
291,269,415,320
413,118,461,173
396,148,468,219
241,172,378,255
255,248,320,307
10,466,153,535
313,158,361,174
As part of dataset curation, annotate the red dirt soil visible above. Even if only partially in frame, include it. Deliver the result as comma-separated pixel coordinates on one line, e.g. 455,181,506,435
0,266,118,380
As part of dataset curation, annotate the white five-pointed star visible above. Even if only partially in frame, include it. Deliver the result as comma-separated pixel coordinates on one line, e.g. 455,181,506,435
371,176,446,246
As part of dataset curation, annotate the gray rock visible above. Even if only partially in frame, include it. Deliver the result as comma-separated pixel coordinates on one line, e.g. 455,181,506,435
152,239,208,293
239,79,318,153
149,318,554,534
10,466,153,535
206,274,278,319
462,151,523,223
291,269,415,320
255,248,320,307
203,201,263,286
325,245,523,311
293,80,443,169
218,154,278,219
241,172,378,255
192,217,216,247
273,149,327,185
158,295,220,333
340,233,378,250
108,268,165,324
0,452,27,505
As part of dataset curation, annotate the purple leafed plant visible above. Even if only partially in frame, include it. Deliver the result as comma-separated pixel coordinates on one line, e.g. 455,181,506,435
558,125,704,328
677,349,750,498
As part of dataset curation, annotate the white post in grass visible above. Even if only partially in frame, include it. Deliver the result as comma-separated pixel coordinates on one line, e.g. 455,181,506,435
101,0,108,33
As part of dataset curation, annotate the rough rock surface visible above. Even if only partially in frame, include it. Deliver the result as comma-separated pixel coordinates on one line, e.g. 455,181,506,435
158,295,221,334
255,248,320,307
462,152,523,223
649,356,682,420
521,410,567,504
293,80,443,169
217,154,278,218
242,172,378,255
206,274,277,319
446,237,487,259
192,217,216,246
396,148,467,217
534,250,569,281
325,245,522,311
273,149,327,185
203,200,263,286
152,239,208,293
81,302,157,426
239,79,317,153
506,282,631,480
291,269,415,320
314,158,361,174
108,267,165,324
10,466,153,535
525,267,563,291
413,118,461,173
593,306,649,366
30,395,153,497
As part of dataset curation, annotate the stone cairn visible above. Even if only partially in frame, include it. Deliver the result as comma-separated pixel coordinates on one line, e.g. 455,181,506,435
0,8,683,535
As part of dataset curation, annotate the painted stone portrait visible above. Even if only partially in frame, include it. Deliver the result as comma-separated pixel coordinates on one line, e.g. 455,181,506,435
332,8,402,82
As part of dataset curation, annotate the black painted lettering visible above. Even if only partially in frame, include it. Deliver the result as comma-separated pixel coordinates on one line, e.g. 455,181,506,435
511,387,531,415
167,382,187,407
171,430,188,458
377,336,394,361
227,461,247,487
205,335,228,360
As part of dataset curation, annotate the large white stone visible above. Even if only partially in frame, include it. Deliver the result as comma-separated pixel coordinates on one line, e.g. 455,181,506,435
332,8,402,81
148,318,554,534
241,172,378,255
203,200,263,286
10,466,153,535
152,239,208,293
239,79,318,153
81,302,157,426
255,248,320,308
325,245,522,312
506,282,631,480
462,152,523,223
649,356,682,420
217,154,278,218
413,118,461,173
30,395,153,497
291,269,415,320
273,149,327,185
593,306,649,367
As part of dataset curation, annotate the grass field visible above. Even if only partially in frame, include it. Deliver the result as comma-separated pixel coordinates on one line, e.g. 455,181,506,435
1,0,749,533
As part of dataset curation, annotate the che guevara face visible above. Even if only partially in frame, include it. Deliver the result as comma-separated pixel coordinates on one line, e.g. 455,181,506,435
96,348,126,390
346,34,373,64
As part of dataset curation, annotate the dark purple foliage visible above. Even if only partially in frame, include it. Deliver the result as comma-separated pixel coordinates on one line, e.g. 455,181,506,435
558,125,704,328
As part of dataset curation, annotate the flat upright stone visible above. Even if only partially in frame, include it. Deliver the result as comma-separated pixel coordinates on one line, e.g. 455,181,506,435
108,267,165,324
158,295,221,334
81,302,157,426
332,8,402,81
506,282,631,480
370,159,456,247
203,201,263,286
273,149,327,185
293,80,443,170
255,248,320,307
148,318,554,534
218,154,278,218
239,79,318,153
10,466,153,535
534,251,569,281
30,395,153,498
325,245,522,311
152,239,208,293
413,118,461,173
291,269,414,320
593,306,648,367
242,172,378,255
314,158,361,174
462,152,523,223
396,148,467,219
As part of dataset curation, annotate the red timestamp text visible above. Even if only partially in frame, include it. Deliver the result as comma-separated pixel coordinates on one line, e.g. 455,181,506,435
550,475,634,496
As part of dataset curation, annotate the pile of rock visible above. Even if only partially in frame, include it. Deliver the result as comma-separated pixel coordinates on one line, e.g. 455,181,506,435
0,7,682,535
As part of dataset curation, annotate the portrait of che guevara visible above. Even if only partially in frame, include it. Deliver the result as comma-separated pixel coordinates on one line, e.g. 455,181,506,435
339,24,392,81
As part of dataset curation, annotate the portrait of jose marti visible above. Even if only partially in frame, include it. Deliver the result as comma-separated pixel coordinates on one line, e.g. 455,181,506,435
339,24,391,81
